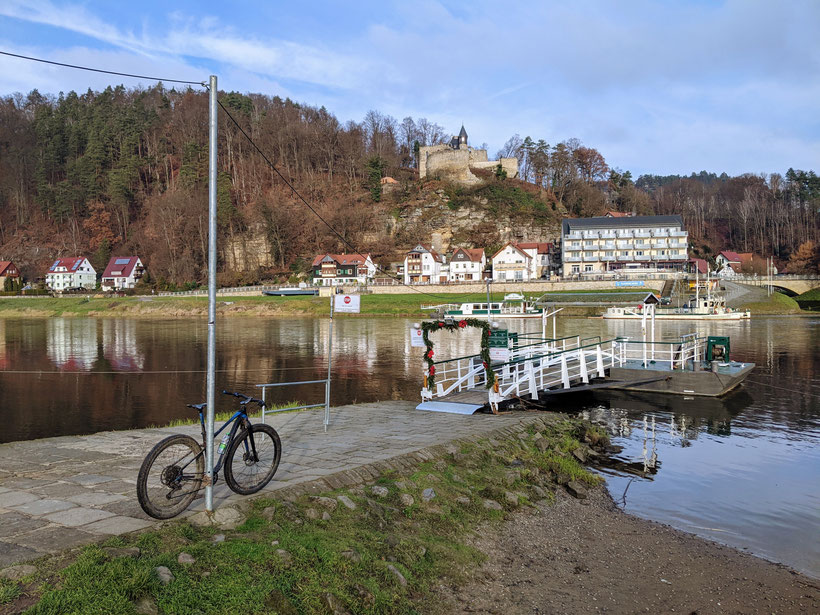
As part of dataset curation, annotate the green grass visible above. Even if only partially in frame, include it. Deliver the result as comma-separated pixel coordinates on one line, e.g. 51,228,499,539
0,578,22,604
795,287,820,311
742,291,804,314
12,417,605,615
0,290,662,319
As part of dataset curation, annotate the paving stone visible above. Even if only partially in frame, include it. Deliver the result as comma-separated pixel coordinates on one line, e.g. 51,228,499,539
0,491,40,508
0,512,49,538
65,492,127,507
0,542,41,568
9,499,76,516
82,515,154,535
2,478,54,490
43,507,116,527
99,499,151,520
15,526,98,552
30,482,94,498
66,474,116,486
0,563,37,580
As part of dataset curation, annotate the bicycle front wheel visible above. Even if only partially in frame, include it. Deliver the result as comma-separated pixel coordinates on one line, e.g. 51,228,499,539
137,434,204,519
224,424,281,495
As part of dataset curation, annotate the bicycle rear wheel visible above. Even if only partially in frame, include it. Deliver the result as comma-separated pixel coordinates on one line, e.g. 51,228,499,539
224,424,281,495
137,434,204,519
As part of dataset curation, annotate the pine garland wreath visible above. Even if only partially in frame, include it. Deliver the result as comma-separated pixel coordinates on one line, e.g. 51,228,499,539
421,318,496,390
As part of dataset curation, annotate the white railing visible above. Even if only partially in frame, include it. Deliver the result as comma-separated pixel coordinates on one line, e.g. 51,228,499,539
612,335,706,370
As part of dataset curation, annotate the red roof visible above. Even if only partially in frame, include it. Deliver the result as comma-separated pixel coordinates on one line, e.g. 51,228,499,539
452,248,485,262
312,253,371,267
689,258,709,274
48,257,87,273
516,242,553,254
406,244,444,263
103,257,141,279
605,211,632,217
719,251,741,263
491,242,530,260
0,261,19,276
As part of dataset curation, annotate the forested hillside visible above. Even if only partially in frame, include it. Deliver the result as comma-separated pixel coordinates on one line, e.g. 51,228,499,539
0,85,817,286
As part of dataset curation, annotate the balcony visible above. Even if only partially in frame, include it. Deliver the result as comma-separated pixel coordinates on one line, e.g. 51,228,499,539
566,232,583,240
601,253,617,261
669,241,687,249
634,254,651,261
565,256,582,263
617,255,633,261
653,239,669,248
582,243,599,251
616,230,633,238
651,229,669,237
582,231,599,239
616,241,633,249
583,254,599,261
634,231,651,238
602,241,616,249
600,231,616,239
670,230,687,237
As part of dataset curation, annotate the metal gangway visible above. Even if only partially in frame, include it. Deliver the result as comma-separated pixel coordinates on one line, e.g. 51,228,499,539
418,334,620,414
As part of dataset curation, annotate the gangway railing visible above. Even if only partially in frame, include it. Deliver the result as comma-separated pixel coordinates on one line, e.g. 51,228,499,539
256,379,330,427
612,335,707,370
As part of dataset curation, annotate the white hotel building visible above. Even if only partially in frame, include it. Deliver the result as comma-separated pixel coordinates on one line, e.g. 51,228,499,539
561,215,688,277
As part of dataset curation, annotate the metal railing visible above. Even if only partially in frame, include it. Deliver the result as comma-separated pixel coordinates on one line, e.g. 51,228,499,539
612,335,707,370
256,379,330,427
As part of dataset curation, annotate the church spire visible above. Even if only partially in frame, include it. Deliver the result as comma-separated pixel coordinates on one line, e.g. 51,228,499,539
458,124,468,146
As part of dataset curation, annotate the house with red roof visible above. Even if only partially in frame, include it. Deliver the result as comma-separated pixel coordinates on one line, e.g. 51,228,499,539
491,243,532,282
516,242,556,279
403,244,446,284
0,261,21,288
101,256,145,291
45,257,96,291
311,253,375,286
688,258,710,275
448,248,486,282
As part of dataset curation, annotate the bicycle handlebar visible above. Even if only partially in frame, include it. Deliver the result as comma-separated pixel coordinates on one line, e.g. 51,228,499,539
221,390,266,408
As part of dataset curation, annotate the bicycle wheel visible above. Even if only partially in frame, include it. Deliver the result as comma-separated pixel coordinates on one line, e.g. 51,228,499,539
224,424,281,495
137,434,204,519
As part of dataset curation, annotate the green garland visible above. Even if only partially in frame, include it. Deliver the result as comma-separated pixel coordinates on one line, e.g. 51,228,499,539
421,318,496,390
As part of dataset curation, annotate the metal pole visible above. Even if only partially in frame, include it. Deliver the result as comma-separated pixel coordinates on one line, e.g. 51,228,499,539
486,279,491,320
205,75,218,513
325,293,334,431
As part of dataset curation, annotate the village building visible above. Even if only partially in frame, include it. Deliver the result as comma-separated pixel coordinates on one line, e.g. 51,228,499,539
448,248,485,282
417,126,518,186
403,244,446,284
491,243,533,282
311,253,376,286
517,242,556,279
561,215,689,277
689,257,710,275
46,257,96,291
0,261,21,288
101,256,145,291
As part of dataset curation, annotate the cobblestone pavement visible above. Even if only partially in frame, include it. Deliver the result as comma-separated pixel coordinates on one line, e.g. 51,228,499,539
0,401,533,567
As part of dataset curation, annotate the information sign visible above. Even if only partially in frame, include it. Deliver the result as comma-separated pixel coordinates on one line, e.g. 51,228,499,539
615,280,645,288
410,327,425,347
488,329,509,348
333,294,361,313
489,347,510,362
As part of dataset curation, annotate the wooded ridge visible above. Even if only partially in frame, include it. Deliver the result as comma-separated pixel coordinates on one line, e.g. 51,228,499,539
0,85,817,287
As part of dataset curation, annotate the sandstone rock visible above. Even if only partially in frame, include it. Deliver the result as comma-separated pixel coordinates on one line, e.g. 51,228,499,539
451,473,463,483
566,480,588,499
354,583,375,608
340,549,361,563
0,564,36,581
103,546,140,559
276,549,292,565
504,491,519,506
310,496,338,511
370,485,389,498
261,506,277,521
264,589,299,615
556,473,571,486
483,499,503,511
530,485,548,499
271,540,279,546
399,493,414,507
421,488,436,502
386,564,407,587
322,512,331,521
455,496,471,506
305,508,320,520
212,534,225,543
134,596,158,615
321,592,352,615
177,552,195,565
534,438,549,452
337,495,357,510
572,447,587,463
155,566,174,585
190,506,244,530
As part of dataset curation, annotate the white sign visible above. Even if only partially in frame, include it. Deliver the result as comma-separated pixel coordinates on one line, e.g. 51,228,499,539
333,294,361,313
410,327,425,347
489,347,510,362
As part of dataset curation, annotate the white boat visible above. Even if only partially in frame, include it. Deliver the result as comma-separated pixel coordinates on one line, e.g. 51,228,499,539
603,294,750,320
421,293,544,320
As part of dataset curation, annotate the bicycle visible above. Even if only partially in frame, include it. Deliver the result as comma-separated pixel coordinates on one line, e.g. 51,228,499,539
136,390,282,519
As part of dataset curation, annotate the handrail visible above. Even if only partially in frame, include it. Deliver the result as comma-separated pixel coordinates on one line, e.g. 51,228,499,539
490,338,617,370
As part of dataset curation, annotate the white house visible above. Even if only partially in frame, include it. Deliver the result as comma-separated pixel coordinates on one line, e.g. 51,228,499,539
516,242,554,279
404,244,446,284
101,256,145,291
311,253,376,286
491,243,532,282
46,257,96,291
448,248,485,282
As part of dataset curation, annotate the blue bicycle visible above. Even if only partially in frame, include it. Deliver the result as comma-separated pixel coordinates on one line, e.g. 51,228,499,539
137,390,282,519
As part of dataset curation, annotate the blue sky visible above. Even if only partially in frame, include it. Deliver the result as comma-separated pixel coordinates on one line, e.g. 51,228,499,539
1,0,818,177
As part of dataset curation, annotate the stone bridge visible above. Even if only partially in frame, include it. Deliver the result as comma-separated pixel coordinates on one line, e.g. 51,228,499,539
728,275,819,295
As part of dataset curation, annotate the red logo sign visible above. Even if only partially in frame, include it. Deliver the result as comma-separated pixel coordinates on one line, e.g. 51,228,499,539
344,296,351,304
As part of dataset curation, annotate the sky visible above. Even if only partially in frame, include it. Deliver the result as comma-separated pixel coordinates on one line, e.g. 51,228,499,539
0,0,818,177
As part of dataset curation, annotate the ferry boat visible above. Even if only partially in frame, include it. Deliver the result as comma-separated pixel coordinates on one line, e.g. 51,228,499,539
603,295,750,321
262,287,319,297
421,293,544,320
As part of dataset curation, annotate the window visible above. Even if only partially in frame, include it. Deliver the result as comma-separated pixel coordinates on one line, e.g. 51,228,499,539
636,251,643,256
571,241,580,248
571,265,580,274
605,251,614,256
584,240,594,246
584,265,593,272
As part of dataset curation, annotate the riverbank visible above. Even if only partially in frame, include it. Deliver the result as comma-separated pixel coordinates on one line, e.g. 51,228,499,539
0,290,652,319
1,409,816,614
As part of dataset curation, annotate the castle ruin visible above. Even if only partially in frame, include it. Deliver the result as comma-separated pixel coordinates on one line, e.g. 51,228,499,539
418,126,518,186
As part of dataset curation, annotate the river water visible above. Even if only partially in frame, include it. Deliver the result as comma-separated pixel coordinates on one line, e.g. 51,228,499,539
0,315,817,576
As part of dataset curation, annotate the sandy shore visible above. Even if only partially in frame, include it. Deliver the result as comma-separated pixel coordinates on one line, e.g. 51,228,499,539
433,488,819,614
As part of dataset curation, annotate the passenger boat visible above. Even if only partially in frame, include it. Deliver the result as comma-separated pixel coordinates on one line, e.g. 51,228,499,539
603,291,750,321
421,293,544,320
262,287,319,296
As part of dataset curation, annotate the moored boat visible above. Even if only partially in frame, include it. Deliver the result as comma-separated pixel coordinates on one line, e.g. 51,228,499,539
421,293,544,320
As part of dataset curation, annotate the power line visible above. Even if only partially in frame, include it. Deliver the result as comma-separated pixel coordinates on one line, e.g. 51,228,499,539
216,99,487,302
0,50,205,86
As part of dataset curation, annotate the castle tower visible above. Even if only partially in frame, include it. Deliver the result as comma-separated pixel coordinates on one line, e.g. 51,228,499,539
458,125,468,148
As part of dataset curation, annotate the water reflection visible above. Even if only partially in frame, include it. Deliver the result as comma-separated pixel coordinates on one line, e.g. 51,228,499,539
46,319,97,370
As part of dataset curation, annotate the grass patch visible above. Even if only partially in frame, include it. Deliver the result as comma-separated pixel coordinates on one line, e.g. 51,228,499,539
795,287,820,311
0,578,22,604
13,416,606,614
742,291,804,314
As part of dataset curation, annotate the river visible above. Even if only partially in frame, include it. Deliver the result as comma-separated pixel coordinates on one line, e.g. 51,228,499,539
0,315,817,576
